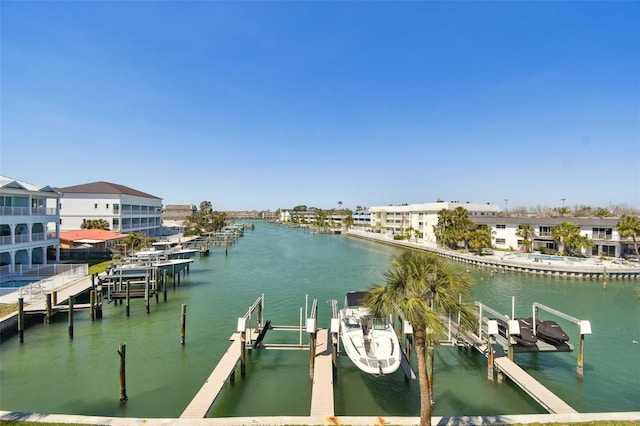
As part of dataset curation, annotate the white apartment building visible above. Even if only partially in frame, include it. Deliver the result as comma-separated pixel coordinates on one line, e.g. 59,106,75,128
370,201,500,243
57,181,163,236
1,176,61,271
473,216,633,257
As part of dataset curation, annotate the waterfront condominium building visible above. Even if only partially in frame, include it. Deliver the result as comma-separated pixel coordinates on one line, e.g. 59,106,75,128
370,200,500,243
0,175,61,271
56,181,163,237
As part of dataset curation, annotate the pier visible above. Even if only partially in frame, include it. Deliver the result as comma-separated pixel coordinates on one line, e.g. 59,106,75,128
493,357,576,414
445,299,589,415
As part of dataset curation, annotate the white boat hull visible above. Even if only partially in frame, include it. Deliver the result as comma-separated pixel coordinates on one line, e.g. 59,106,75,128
340,305,401,376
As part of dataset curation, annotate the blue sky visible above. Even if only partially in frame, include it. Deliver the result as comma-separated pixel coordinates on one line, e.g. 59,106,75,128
1,1,638,212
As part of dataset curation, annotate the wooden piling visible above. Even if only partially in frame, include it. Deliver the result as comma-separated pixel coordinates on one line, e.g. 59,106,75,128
163,270,168,301
68,295,74,339
240,331,246,376
145,275,150,314
577,334,585,379
309,330,317,378
118,343,128,403
18,298,24,343
90,290,96,321
96,289,103,319
52,291,57,306
45,293,52,324
487,338,494,381
181,304,187,345
126,279,130,317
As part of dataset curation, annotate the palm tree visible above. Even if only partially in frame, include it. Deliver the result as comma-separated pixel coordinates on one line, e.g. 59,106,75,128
515,224,535,252
552,221,581,255
366,251,475,426
617,215,640,258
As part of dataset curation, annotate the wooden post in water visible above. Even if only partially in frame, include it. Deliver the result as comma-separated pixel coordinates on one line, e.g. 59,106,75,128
68,295,74,339
45,293,52,324
172,265,176,290
240,331,246,376
125,279,130,317
117,343,128,403
96,287,103,319
577,333,585,379
52,290,57,306
180,304,187,345
163,270,168,302
487,338,494,381
18,298,24,343
90,290,96,321
145,274,150,314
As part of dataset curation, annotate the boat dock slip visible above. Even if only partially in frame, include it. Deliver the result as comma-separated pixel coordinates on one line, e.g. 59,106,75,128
180,333,243,419
310,328,334,417
494,357,577,414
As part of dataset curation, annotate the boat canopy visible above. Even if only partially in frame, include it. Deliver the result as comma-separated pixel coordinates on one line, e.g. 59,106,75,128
346,291,369,307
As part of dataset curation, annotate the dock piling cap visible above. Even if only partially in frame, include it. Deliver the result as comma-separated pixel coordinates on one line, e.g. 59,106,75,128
508,319,520,336
487,319,499,336
237,317,246,332
579,320,592,335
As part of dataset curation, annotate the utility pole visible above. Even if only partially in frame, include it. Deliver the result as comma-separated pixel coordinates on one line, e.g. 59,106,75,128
504,199,509,216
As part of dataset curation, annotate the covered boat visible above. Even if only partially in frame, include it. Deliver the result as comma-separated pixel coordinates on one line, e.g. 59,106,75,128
493,317,537,346
339,291,401,376
535,319,570,345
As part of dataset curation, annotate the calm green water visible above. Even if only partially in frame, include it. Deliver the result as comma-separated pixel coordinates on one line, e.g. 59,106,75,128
0,222,638,418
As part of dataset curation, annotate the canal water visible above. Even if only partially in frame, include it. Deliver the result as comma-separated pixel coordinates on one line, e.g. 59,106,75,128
0,222,638,418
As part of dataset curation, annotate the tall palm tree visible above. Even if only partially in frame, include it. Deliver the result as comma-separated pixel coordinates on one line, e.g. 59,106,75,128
515,224,535,252
552,221,581,255
617,215,640,258
366,251,475,426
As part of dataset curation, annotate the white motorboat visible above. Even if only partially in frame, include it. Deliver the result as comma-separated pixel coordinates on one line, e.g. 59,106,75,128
339,291,402,376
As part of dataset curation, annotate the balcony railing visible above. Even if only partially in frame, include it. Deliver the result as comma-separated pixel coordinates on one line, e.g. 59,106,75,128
0,206,29,215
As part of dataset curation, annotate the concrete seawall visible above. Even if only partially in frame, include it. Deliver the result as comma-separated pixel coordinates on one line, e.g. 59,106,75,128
346,230,640,280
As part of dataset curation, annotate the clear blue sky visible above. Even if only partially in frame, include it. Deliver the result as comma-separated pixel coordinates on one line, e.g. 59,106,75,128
1,1,638,212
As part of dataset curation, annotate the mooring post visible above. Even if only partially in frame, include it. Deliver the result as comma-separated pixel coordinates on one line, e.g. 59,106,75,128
145,275,150,314
163,270,168,301
308,317,317,379
96,288,103,319
487,338,494,381
90,290,96,321
68,295,74,339
52,290,57,306
180,304,187,345
118,343,128,403
18,297,24,343
125,280,130,317
240,331,246,376
45,293,52,324
172,265,176,290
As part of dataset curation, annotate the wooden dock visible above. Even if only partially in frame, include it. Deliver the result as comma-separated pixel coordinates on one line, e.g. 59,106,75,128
310,328,334,417
180,333,244,419
494,357,577,414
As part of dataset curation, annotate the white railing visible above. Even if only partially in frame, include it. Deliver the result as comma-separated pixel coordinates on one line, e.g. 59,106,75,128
0,235,11,245
0,264,89,303
0,206,29,215
15,234,29,243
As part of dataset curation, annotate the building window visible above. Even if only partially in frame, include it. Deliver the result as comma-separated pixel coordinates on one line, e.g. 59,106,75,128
94,203,98,209
495,238,506,244
106,203,109,209
592,228,612,240
114,204,119,213
496,224,506,229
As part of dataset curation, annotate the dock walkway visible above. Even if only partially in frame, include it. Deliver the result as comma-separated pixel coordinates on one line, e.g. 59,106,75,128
494,357,577,414
310,329,334,417
180,333,243,419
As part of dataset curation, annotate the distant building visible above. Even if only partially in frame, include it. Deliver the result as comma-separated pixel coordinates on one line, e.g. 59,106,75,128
352,209,372,227
370,201,500,243
226,210,260,220
162,204,197,230
56,181,163,236
0,175,61,271
59,229,126,249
